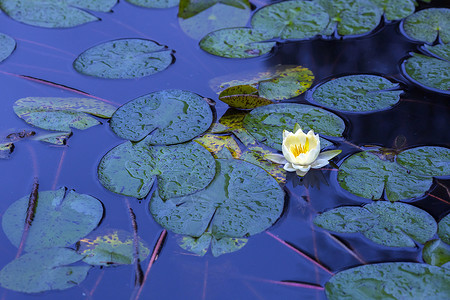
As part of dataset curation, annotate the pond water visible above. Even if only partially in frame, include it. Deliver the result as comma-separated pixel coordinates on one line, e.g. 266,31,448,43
0,0,449,299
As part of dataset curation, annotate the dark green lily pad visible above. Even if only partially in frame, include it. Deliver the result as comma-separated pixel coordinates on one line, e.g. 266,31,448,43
251,0,329,40
338,146,450,201
179,0,250,40
110,89,212,144
219,85,272,109
315,0,382,36
13,97,116,132
126,0,179,8
314,201,437,247
369,0,415,21
424,43,450,62
0,0,117,28
199,27,276,58
402,8,450,44
98,139,216,199
439,214,450,244
243,103,345,151
77,229,150,266
0,248,90,293
73,39,174,79
308,74,403,113
423,239,450,267
2,188,103,252
149,159,284,239
325,262,450,300
0,33,15,63
178,230,247,257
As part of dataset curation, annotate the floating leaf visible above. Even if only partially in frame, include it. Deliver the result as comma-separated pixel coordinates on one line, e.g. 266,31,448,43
423,239,450,267
243,103,345,151
73,39,174,79
314,201,437,247
325,262,450,299
110,89,212,144
396,146,450,177
2,188,103,252
13,97,116,132
149,159,284,239
369,0,415,21
199,27,276,58
401,8,450,44
179,0,250,40
218,85,272,109
251,0,329,40
98,139,216,199
0,0,117,28
77,229,150,266
194,134,242,158
0,248,90,293
0,33,15,63
209,109,247,133
126,0,179,8
307,74,403,113
240,148,287,184
424,43,450,62
439,214,450,244
315,0,382,36
0,143,14,159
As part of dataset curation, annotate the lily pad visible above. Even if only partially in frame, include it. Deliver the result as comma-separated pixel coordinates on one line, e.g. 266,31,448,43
369,0,415,21
251,0,329,40
2,188,103,252
424,43,450,62
439,214,450,244
126,0,179,8
401,8,450,44
307,74,403,113
13,97,116,132
218,85,272,109
337,146,450,201
98,139,216,199
243,103,345,151
77,229,150,266
110,89,212,144
149,159,284,239
0,33,15,63
0,0,117,28
325,262,450,299
315,0,382,36
179,0,247,18
199,27,276,59
423,239,450,267
73,39,174,79
0,248,90,293
314,201,437,247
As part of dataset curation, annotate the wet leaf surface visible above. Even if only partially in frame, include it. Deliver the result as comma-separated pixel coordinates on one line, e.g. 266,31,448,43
127,0,179,8
369,0,416,21
402,8,450,44
396,146,450,177
218,85,272,109
0,33,15,63
314,201,437,247
439,213,450,244
178,0,247,18
423,239,450,267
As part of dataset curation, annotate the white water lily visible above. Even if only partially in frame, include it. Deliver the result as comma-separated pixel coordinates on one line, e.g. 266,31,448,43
265,125,341,176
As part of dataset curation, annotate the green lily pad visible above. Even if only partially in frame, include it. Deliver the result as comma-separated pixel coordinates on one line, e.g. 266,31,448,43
13,97,116,132
424,43,450,62
325,262,450,299
77,229,150,266
0,33,15,63
199,27,276,58
439,214,450,244
423,239,450,267
401,8,450,44
149,159,284,239
218,85,272,109
243,103,345,151
250,0,329,40
126,0,179,8
2,188,103,252
337,146,450,201
0,248,90,293
307,74,403,113
179,0,250,40
98,139,216,199
73,39,174,79
110,89,212,144
315,0,382,36
314,201,437,247
0,0,117,28
369,0,415,21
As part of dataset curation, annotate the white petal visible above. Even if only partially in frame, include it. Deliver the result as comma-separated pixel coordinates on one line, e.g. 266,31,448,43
292,164,311,172
296,169,310,176
311,159,329,169
317,150,342,161
265,153,287,164
283,162,297,172
283,130,291,139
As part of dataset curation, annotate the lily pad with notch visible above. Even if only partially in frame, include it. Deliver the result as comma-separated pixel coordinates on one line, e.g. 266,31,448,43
110,89,212,144
0,33,15,63
126,0,179,8
73,38,174,79
306,74,403,113
2,188,104,252
98,139,216,199
314,201,437,247
369,0,416,21
401,8,450,44
0,248,91,293
218,85,272,109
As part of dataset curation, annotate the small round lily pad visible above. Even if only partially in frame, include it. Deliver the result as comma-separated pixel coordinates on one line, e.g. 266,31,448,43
0,33,15,63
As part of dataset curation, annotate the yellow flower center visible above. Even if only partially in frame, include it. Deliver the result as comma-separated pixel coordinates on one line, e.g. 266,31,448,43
290,139,309,157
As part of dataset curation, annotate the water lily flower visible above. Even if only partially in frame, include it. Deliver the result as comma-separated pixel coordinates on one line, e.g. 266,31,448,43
265,125,341,176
